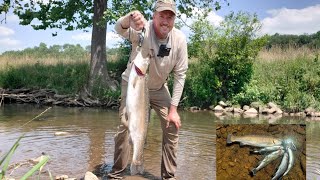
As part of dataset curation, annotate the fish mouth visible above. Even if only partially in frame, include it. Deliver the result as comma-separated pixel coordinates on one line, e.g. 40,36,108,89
283,138,297,151
135,65,145,76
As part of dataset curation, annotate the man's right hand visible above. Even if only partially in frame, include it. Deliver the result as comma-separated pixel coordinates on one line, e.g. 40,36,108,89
129,11,145,31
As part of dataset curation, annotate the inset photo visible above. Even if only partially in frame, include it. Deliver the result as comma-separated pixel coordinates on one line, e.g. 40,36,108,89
216,124,306,180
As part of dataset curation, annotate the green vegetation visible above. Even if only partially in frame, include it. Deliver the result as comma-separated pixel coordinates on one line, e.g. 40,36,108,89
0,62,89,95
184,12,267,107
0,108,52,179
1,11,320,111
236,56,320,112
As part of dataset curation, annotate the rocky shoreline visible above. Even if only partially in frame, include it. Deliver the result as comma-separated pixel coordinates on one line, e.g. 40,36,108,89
189,101,320,121
1,88,320,121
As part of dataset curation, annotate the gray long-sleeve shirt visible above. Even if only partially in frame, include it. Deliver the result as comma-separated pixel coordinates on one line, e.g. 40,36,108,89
115,17,188,107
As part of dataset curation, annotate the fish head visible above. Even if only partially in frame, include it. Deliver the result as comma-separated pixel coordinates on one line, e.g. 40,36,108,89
134,50,150,75
283,138,297,151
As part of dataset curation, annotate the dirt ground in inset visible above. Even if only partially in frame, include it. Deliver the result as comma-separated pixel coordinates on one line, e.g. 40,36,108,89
216,124,306,180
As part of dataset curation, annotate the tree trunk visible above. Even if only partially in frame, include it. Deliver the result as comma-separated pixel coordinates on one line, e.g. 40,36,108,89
84,0,118,98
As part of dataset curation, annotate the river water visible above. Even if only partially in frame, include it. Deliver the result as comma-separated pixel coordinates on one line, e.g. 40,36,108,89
0,104,319,180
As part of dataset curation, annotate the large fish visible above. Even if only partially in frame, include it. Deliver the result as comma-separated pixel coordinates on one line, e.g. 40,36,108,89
227,134,283,147
126,51,150,175
272,151,289,180
251,148,284,176
283,147,294,176
250,145,284,154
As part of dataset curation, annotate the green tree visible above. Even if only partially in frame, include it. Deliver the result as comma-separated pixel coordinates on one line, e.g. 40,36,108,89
1,0,226,98
187,11,267,107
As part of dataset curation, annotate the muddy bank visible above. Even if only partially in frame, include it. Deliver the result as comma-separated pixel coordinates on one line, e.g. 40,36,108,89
216,124,306,180
0,88,119,108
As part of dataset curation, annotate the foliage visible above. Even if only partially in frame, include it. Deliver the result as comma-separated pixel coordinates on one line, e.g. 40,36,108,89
0,62,89,95
185,11,267,107
266,31,320,49
1,43,89,60
236,55,320,111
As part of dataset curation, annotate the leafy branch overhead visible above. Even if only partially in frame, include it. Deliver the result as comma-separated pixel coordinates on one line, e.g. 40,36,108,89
1,0,227,30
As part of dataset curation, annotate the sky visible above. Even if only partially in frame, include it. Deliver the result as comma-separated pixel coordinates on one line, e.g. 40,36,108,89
0,0,320,54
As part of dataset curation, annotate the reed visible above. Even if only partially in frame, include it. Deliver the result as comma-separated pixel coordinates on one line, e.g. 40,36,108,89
0,108,52,180
257,45,319,62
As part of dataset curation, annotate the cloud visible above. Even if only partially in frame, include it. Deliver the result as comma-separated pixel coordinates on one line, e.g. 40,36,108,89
71,31,123,47
207,11,223,27
0,37,21,47
261,4,320,35
0,26,14,36
179,9,223,40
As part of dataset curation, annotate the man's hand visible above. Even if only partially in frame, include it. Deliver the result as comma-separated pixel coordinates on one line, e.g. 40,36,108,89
130,11,145,31
166,105,181,130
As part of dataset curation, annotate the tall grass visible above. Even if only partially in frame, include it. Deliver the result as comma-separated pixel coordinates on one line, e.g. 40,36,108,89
0,61,89,95
233,46,320,111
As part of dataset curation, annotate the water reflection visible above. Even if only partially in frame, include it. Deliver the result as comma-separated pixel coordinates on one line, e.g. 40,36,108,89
0,104,319,179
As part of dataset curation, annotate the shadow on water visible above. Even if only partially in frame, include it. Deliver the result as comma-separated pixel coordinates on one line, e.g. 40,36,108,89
0,104,319,179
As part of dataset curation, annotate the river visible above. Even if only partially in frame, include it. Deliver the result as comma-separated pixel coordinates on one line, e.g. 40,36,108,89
0,104,319,180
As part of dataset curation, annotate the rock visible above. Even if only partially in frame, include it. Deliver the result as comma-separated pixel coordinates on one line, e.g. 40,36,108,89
243,105,250,111
214,105,224,112
190,106,201,112
305,107,315,116
225,107,234,112
275,108,283,115
244,108,258,114
233,108,243,114
56,175,68,180
84,172,98,180
209,105,215,110
228,162,235,167
267,107,277,114
54,132,71,136
314,112,320,117
261,107,270,114
250,102,261,110
267,102,278,109
218,101,228,107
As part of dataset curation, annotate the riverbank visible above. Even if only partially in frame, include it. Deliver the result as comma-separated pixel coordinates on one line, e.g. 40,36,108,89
0,88,119,108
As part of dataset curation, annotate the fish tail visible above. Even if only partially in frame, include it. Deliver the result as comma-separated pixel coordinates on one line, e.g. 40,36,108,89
251,168,257,176
130,162,144,175
227,134,232,144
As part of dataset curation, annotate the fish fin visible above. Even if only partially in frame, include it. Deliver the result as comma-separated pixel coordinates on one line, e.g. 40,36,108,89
227,134,232,144
251,168,257,176
130,162,144,175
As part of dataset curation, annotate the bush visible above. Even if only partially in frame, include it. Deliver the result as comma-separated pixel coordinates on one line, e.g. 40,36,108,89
184,12,267,108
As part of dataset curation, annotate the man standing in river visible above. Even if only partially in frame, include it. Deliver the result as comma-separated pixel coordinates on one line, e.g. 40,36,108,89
107,0,188,179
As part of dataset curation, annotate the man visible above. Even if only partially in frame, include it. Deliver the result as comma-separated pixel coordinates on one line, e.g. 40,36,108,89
107,0,188,179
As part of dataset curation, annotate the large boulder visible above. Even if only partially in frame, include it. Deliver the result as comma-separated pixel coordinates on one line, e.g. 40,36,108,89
214,105,224,112
244,108,258,114
218,101,228,108
267,102,278,109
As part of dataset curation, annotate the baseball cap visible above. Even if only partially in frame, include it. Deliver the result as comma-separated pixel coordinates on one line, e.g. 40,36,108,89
154,0,176,15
